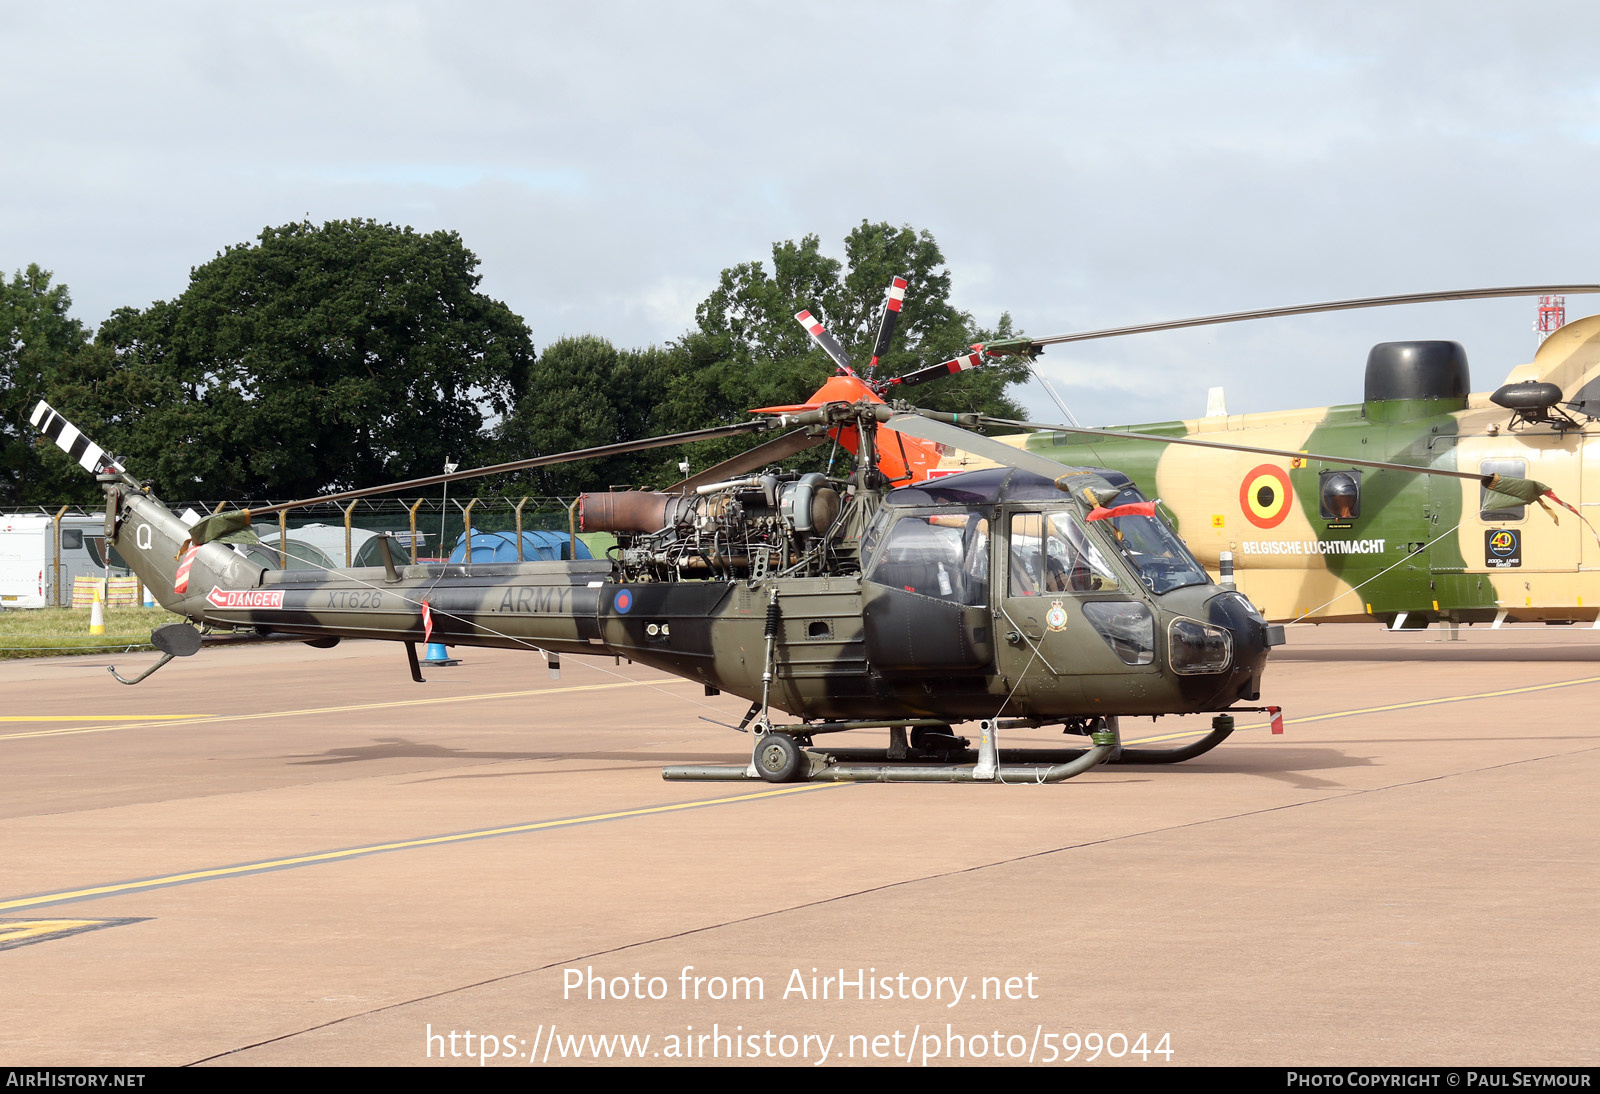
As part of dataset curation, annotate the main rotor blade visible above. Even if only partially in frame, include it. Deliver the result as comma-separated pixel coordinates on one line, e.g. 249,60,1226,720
1014,285,1600,353
794,309,857,376
880,413,1085,482
250,420,772,516
867,275,908,379
665,429,826,494
892,348,985,388
981,417,1488,481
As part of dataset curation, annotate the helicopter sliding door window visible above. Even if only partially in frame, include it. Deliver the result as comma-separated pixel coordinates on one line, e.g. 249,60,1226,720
865,512,988,606
1008,512,1121,596
1479,459,1526,521
1318,471,1362,520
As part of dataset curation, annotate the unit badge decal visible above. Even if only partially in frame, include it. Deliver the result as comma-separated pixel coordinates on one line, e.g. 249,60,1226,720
1046,599,1068,632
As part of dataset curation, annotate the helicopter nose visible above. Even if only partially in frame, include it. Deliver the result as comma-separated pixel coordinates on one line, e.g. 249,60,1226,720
1205,590,1281,699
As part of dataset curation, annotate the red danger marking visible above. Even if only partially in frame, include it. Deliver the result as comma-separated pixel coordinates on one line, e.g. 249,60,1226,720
206,587,285,609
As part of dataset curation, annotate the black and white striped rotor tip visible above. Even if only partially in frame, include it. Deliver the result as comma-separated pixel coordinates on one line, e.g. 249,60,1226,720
29,400,124,475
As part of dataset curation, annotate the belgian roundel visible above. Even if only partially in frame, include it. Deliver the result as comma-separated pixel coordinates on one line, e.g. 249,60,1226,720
1239,464,1293,529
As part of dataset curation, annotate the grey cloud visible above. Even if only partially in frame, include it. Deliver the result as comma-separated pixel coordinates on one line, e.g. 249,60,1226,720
3,1,1597,427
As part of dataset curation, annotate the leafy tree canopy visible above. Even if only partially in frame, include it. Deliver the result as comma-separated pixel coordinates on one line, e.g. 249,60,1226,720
89,219,534,499
492,335,680,496
0,265,103,506
12,220,1022,507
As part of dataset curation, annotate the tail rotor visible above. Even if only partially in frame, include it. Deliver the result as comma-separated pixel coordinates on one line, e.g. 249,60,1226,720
30,401,124,476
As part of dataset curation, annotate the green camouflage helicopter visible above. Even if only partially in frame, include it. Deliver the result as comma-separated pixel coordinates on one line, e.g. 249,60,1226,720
33,284,1573,783
937,285,1600,633
26,277,1307,786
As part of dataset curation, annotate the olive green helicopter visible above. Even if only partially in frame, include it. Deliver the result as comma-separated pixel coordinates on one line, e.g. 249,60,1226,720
28,280,1338,786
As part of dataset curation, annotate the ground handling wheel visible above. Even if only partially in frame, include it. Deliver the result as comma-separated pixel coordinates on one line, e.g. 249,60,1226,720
910,724,968,760
755,733,806,783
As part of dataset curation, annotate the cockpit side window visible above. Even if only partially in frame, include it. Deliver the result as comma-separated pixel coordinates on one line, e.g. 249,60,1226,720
1009,512,1045,596
1009,512,1121,596
867,511,988,606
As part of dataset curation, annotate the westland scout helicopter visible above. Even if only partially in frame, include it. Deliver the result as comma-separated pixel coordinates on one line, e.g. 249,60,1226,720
31,281,1588,783
25,279,1310,787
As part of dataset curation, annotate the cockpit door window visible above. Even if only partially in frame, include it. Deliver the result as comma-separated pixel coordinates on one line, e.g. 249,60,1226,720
1008,512,1122,596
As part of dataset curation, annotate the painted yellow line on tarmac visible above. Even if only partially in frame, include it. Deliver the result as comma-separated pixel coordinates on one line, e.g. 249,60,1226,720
0,714,211,722
0,679,669,742
0,783,846,913
0,919,103,946
1122,673,1600,746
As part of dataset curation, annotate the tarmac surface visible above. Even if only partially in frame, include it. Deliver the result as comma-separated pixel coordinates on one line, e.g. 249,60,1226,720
1,623,1596,1067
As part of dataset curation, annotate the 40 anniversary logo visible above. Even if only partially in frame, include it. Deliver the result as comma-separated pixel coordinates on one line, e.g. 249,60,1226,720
1240,464,1293,529
1486,528,1521,568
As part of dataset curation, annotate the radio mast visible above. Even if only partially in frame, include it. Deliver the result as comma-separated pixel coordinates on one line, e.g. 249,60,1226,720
1536,295,1566,344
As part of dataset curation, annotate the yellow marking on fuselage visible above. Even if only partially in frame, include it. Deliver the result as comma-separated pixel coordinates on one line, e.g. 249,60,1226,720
0,679,668,742
0,784,846,913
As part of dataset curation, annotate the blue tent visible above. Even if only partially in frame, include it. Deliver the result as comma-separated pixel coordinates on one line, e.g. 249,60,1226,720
447,528,592,563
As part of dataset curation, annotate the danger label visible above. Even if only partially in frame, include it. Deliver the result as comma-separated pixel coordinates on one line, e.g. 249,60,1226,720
206,587,285,609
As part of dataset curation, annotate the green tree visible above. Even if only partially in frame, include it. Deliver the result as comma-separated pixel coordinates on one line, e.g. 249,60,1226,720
493,336,680,495
0,265,103,506
648,221,1029,479
92,220,534,499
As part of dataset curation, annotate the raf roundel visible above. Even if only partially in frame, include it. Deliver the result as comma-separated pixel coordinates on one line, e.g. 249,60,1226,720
1239,464,1293,529
614,589,633,614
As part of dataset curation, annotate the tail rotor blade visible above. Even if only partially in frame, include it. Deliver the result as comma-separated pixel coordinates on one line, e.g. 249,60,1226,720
866,275,908,379
794,309,857,376
30,400,124,474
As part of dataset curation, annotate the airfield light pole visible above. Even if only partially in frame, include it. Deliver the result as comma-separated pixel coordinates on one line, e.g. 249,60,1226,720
1536,295,1566,345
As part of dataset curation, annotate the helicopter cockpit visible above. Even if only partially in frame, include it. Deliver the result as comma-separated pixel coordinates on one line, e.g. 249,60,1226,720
863,466,1206,602
858,466,1274,719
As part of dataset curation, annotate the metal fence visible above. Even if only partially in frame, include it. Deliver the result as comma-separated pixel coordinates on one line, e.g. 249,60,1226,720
8,496,607,600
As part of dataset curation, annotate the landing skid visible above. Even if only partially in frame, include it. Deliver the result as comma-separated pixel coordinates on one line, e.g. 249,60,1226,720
660,713,1238,785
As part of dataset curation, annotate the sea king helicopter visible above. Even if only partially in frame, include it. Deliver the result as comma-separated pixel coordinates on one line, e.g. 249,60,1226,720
924,284,1600,633
32,280,1564,785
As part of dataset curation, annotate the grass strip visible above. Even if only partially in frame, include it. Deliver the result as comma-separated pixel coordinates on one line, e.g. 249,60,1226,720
0,606,183,660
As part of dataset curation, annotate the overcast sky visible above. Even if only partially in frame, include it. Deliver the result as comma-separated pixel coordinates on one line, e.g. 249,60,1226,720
4,1,1598,425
